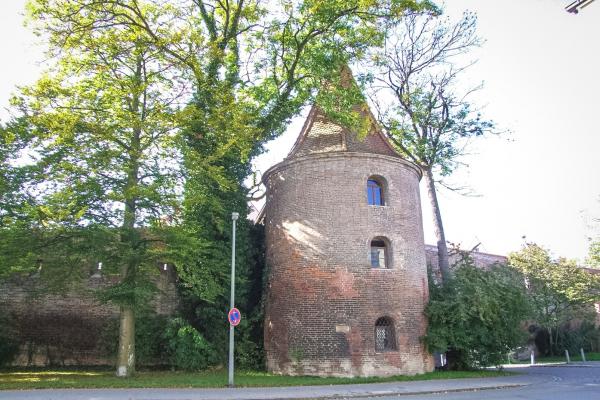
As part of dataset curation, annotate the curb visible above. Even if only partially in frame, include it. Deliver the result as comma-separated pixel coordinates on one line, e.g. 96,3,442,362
534,363,597,368
270,383,528,400
0,382,535,400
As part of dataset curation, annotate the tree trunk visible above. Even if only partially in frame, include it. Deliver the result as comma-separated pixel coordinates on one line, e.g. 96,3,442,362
423,168,450,283
116,161,139,377
116,305,135,377
115,57,145,377
547,326,554,355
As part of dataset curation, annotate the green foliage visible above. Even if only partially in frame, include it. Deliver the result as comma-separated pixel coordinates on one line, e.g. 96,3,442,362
424,255,530,369
587,240,600,269
0,316,19,367
3,0,190,375
509,243,600,355
164,318,217,371
169,175,265,369
98,314,170,366
99,314,222,370
558,321,600,354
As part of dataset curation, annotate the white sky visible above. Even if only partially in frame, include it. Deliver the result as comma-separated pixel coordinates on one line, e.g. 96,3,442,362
1,0,599,261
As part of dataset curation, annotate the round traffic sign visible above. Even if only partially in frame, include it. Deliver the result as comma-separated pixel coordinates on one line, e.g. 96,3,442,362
228,307,241,326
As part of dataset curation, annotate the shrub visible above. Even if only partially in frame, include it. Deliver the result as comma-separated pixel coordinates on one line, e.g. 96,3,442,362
557,320,600,354
234,314,265,370
0,316,19,367
424,255,531,369
98,314,170,366
164,317,217,370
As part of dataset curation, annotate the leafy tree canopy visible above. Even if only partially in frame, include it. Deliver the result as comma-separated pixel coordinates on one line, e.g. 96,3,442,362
509,243,600,330
587,240,600,269
424,254,530,369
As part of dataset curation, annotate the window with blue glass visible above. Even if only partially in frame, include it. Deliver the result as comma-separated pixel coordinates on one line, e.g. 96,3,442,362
367,178,384,206
370,239,388,268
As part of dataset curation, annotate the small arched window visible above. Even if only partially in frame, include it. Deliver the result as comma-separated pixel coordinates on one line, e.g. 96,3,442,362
375,317,397,352
367,178,384,206
370,238,388,268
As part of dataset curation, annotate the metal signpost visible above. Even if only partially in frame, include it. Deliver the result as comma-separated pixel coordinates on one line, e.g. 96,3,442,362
228,212,239,387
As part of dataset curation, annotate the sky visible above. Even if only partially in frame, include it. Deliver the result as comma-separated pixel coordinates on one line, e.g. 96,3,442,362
1,0,599,262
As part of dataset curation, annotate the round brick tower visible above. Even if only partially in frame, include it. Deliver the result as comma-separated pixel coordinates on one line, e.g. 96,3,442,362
262,105,433,377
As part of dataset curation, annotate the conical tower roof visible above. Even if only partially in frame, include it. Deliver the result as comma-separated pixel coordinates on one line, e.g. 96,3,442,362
286,105,399,159
286,66,400,160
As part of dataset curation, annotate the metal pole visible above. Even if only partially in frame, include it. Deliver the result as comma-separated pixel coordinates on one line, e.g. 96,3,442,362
228,212,239,387
565,349,570,364
580,348,586,363
530,350,535,365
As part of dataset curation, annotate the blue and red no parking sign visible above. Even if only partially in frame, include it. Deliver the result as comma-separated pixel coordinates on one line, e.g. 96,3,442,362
228,307,241,326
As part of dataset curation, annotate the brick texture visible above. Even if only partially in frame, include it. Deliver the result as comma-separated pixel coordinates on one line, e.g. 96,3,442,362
0,267,178,366
262,107,434,377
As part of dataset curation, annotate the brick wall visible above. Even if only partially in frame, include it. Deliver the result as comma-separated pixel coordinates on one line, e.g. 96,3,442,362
0,267,178,366
425,244,508,283
263,151,433,377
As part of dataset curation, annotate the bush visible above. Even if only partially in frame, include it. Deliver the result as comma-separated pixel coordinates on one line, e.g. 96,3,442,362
424,255,531,369
557,321,600,354
164,317,217,370
0,316,19,367
234,314,265,370
135,315,171,365
98,313,170,366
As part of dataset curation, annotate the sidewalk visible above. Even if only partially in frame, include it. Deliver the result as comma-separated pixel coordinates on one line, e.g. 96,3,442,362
501,360,599,368
0,372,541,400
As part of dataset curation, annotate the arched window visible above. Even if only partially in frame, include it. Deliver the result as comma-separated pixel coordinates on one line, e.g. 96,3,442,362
370,238,389,268
367,178,384,206
375,317,397,352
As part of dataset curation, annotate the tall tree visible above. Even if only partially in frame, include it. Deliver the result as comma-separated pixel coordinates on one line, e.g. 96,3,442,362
6,4,185,376
509,243,600,354
361,12,493,282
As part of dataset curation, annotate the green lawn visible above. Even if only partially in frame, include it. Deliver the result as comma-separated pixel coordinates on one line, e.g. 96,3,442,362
0,368,514,390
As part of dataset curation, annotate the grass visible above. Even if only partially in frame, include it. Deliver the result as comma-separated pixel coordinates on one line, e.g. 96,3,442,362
0,368,515,390
510,352,600,364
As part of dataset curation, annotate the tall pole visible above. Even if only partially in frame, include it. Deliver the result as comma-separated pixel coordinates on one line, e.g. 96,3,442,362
228,212,239,387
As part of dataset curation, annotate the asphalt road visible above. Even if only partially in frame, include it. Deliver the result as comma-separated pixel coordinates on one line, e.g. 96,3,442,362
356,364,600,400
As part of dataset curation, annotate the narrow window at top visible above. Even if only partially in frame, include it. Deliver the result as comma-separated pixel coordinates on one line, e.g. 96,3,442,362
367,179,384,206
